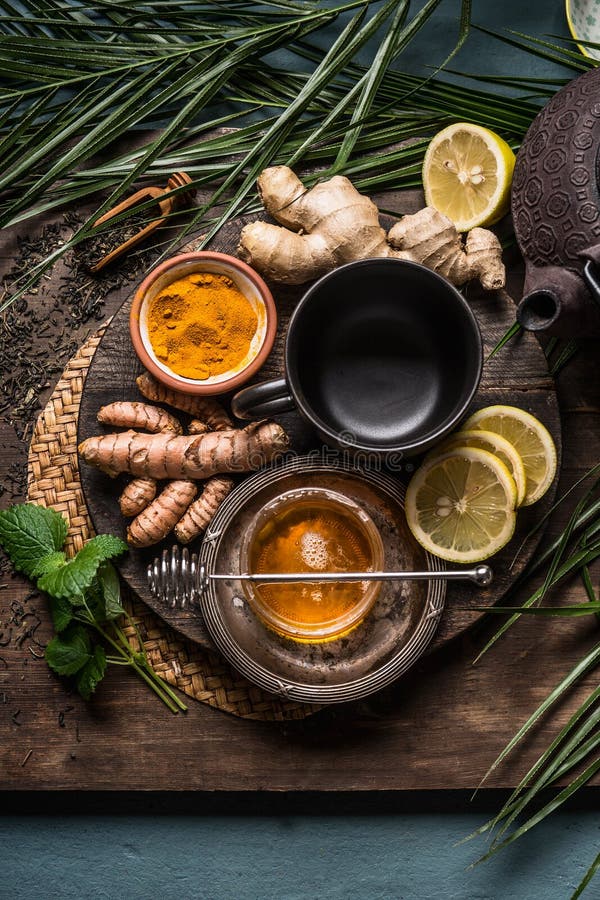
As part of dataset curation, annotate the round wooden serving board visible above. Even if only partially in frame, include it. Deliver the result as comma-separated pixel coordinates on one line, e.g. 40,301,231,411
78,212,561,654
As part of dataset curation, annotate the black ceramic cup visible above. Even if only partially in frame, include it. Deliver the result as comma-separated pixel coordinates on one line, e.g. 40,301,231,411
231,258,483,457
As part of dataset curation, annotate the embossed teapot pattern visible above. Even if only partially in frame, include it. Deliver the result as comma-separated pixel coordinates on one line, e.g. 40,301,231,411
512,66,600,336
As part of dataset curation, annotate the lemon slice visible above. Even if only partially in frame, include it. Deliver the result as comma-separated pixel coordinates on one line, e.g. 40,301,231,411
425,429,527,507
405,448,517,563
463,405,557,506
422,123,516,231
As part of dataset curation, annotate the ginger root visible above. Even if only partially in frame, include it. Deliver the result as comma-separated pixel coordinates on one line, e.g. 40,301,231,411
174,475,235,544
127,480,197,549
387,208,505,291
136,372,233,431
464,227,505,292
237,166,504,290
79,421,288,480
239,168,390,284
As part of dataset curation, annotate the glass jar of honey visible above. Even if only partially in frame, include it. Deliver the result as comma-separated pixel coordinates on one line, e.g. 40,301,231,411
239,487,384,642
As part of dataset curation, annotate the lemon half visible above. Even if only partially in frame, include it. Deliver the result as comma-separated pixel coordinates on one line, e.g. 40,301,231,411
463,405,557,506
422,123,516,231
405,447,517,563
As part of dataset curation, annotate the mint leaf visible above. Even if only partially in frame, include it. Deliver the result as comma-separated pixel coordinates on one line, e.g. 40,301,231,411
86,534,128,562
49,595,73,633
0,504,67,578
38,535,127,601
38,542,103,599
30,551,66,578
79,565,124,624
45,624,92,675
76,645,106,700
98,563,125,620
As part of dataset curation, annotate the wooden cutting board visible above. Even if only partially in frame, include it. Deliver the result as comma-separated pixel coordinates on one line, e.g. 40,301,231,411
77,212,561,653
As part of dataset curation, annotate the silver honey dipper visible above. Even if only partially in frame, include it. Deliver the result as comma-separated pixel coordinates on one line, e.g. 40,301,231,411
148,546,493,608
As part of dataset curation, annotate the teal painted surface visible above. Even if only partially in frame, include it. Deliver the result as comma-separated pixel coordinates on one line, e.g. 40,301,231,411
4,3,596,900
1,812,599,899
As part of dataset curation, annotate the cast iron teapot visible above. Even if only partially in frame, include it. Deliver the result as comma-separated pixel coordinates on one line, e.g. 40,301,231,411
512,66,600,337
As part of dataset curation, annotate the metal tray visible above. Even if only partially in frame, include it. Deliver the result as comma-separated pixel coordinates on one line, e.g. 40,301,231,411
197,456,446,703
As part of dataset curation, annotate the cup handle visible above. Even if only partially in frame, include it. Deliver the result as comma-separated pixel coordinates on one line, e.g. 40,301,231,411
232,378,295,420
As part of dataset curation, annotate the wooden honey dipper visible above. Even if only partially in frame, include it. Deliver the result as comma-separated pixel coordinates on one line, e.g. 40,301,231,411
88,171,196,273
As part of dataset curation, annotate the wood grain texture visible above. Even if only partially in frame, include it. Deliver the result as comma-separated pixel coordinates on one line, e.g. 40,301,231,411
1,186,596,793
77,209,561,653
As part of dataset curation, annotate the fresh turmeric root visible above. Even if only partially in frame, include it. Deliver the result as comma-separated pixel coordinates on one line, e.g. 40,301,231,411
79,421,288,480
136,372,233,431
84,380,280,546
188,419,208,435
127,480,198,548
119,477,157,518
102,401,184,517
237,166,504,290
174,475,235,544
97,401,182,434
84,387,279,547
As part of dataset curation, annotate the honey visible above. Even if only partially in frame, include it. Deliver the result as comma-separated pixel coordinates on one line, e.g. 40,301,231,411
242,489,384,642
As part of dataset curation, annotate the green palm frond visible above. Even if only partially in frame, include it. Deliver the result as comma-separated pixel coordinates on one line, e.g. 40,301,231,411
1,0,483,305
0,0,569,309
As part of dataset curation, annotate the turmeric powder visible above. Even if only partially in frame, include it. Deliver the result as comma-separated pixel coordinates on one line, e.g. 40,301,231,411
146,272,259,380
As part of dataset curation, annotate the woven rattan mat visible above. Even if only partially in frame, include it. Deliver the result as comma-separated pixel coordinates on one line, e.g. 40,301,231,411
27,325,319,721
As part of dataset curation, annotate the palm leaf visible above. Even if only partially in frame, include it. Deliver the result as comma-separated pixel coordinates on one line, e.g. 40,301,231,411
1,0,370,304
477,636,600,787
169,0,404,252
537,480,600,605
472,602,600,616
474,24,594,71
510,469,600,573
550,339,580,376
473,538,600,663
473,756,600,867
475,469,600,662
572,848,600,900
335,0,441,169
486,321,522,360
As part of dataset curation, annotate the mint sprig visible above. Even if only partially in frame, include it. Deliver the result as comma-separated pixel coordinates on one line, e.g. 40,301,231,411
0,504,67,578
0,503,186,714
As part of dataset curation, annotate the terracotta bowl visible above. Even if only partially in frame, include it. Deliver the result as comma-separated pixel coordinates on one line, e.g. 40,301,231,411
129,251,277,395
